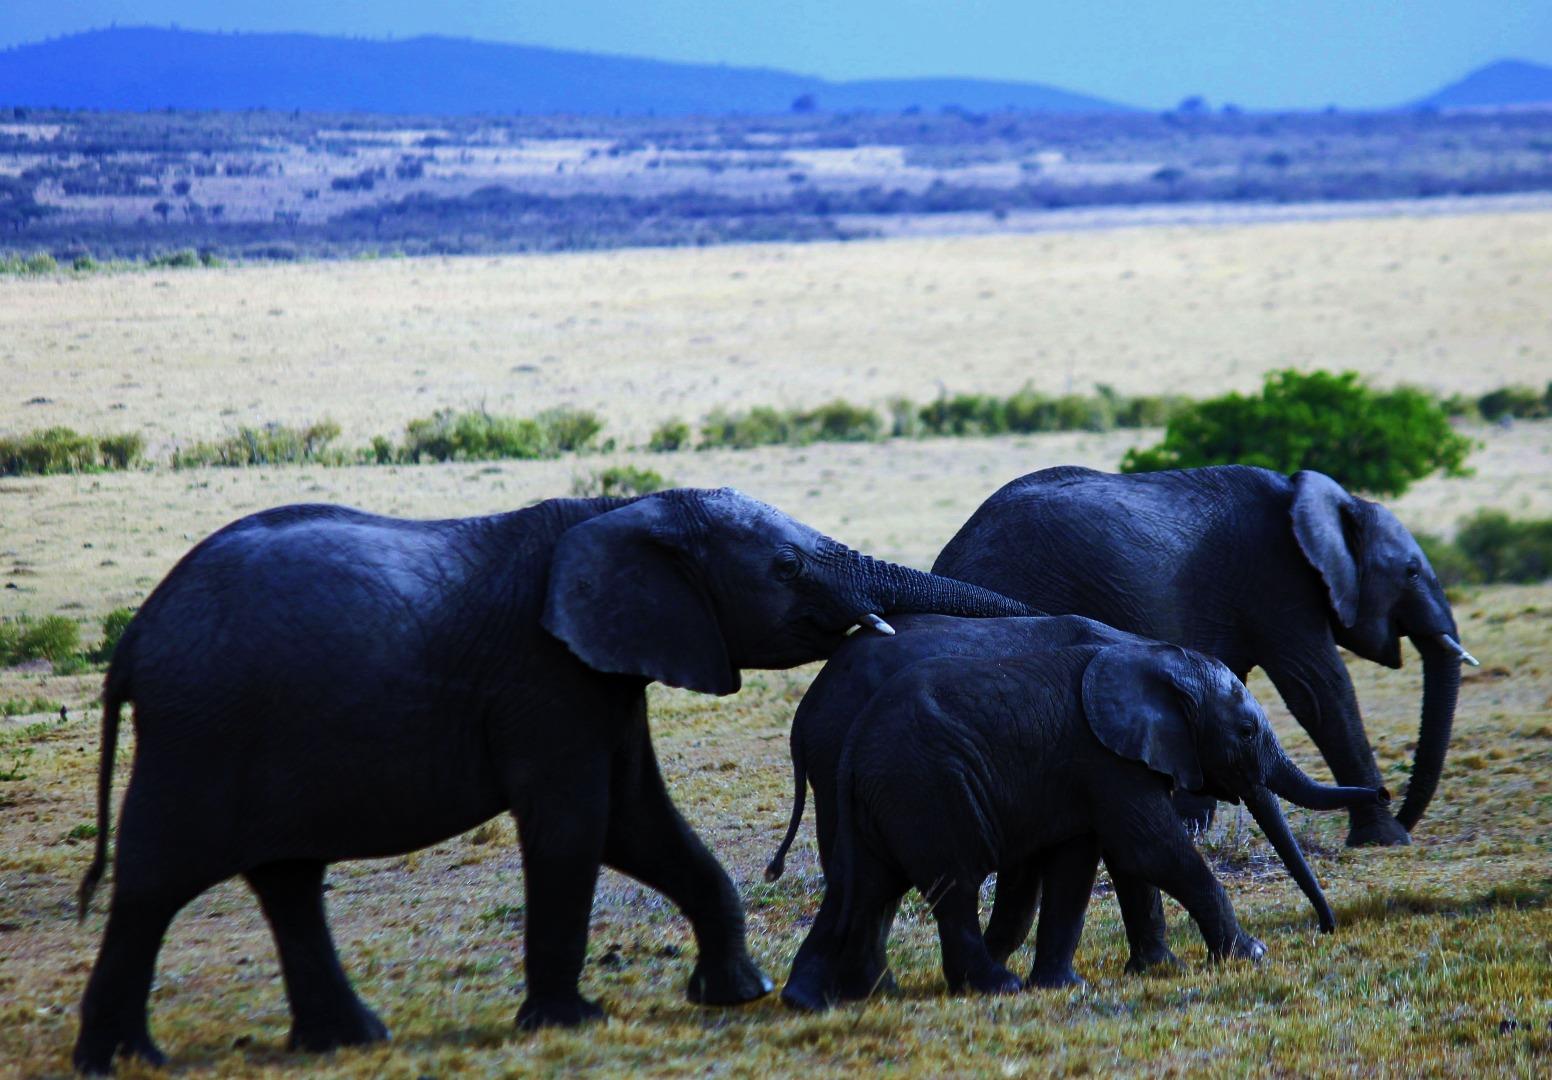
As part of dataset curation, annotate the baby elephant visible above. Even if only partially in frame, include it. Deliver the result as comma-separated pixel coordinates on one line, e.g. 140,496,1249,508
783,642,1387,1010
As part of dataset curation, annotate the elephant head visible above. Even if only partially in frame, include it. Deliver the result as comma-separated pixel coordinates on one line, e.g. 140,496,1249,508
1290,470,1475,831
1082,643,1388,932
543,488,1034,694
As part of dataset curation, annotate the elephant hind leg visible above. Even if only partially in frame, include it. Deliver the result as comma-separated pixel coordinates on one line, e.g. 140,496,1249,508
830,847,909,1004
73,888,190,1074
926,880,1021,997
982,860,1042,967
244,860,388,1053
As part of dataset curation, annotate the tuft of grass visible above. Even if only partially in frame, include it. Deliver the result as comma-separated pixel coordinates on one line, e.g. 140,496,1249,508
0,427,144,476
0,696,62,718
647,418,692,452
172,419,345,468
571,465,673,498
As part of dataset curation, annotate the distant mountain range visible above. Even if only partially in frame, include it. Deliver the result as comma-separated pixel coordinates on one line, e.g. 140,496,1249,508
0,28,1127,115
1417,59,1552,109
1,29,1548,116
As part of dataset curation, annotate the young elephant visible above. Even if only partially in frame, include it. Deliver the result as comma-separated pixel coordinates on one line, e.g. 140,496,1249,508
782,642,1387,1011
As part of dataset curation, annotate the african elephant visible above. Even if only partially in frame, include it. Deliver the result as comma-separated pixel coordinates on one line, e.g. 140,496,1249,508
781,642,1387,1011
935,465,1474,848
72,488,1030,1073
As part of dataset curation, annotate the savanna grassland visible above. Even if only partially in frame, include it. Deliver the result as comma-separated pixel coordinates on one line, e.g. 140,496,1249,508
2,209,1551,1077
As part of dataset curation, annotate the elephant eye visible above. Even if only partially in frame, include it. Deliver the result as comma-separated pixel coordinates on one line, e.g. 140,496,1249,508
774,546,803,581
1406,561,1421,581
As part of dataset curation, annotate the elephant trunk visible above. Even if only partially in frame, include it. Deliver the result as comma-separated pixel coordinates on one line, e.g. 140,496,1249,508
1265,749,1391,811
854,552,1038,621
1395,639,1464,832
1242,784,1337,934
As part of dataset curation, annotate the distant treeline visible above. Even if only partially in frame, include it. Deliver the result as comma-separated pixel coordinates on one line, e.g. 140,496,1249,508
5,382,1549,478
6,102,1552,261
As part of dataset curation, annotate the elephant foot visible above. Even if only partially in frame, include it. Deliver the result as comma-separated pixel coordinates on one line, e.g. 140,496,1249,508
1026,965,1086,990
1124,945,1183,976
516,993,606,1030
1346,810,1410,848
950,965,1023,997
288,1003,391,1054
72,1029,166,1076
1224,932,1267,963
685,952,773,1006
779,973,834,1013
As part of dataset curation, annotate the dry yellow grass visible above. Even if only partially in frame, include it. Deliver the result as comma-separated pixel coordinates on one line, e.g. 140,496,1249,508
2,209,1550,450
2,210,1551,1077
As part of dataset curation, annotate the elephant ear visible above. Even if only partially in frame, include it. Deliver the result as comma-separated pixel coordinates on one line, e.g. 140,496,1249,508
1081,644,1203,793
1289,470,1360,628
542,496,739,696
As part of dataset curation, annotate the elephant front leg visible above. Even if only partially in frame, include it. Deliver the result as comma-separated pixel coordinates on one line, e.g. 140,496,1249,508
1101,813,1263,964
512,762,611,1030
1264,651,1408,848
602,726,771,1007
928,882,1022,997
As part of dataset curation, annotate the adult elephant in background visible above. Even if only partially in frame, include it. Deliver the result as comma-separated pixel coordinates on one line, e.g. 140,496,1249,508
934,465,1475,847
73,487,1031,1074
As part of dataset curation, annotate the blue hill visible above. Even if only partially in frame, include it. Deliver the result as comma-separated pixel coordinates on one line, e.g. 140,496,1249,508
1418,59,1552,109
0,27,1128,115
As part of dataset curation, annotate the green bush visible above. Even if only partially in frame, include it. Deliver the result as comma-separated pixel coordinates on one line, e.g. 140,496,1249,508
1415,533,1482,588
400,410,548,462
172,419,344,468
571,465,673,498
919,393,1008,436
1,696,62,718
1453,511,1552,583
537,407,604,453
699,406,795,449
1120,370,1474,497
795,400,883,442
93,607,137,663
147,249,201,269
0,427,142,476
647,419,692,452
1476,385,1551,422
0,615,81,666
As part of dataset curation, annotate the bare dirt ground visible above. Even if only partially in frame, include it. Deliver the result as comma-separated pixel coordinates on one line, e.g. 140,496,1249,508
4,209,1550,450
2,209,1550,1076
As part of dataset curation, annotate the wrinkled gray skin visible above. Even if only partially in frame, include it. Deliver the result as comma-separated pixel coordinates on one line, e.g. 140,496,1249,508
781,642,1387,1011
71,488,1031,1074
935,466,1468,847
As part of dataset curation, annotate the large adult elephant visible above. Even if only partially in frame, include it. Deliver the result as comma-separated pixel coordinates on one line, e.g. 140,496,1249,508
72,488,1029,1074
934,465,1475,847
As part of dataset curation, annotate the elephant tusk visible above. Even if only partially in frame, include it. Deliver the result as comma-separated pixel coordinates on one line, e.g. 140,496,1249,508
860,613,896,636
1436,634,1479,667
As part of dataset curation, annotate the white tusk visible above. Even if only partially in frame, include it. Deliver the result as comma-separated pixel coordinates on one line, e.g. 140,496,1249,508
860,613,896,636
1437,634,1479,667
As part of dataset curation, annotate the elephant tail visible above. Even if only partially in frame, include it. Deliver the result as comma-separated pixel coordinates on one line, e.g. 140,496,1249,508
764,754,808,883
78,659,131,923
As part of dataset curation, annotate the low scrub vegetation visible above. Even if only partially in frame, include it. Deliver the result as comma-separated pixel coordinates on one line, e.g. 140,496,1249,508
1444,383,1552,422
571,465,674,498
1121,370,1474,497
172,420,345,468
0,427,144,476
0,608,136,673
1420,512,1552,586
394,407,605,463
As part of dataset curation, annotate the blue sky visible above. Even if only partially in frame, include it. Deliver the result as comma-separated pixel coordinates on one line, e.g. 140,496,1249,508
4,2,1550,109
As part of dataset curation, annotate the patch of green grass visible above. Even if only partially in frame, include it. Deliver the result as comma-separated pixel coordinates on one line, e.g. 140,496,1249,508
0,696,62,718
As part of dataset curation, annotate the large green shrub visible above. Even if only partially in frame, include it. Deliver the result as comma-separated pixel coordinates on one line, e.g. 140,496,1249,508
1120,370,1473,496
1453,511,1552,584
0,615,80,666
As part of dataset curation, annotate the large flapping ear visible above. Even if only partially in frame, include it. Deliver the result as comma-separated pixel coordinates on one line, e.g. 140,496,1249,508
1081,644,1204,793
1289,470,1360,628
542,496,739,696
